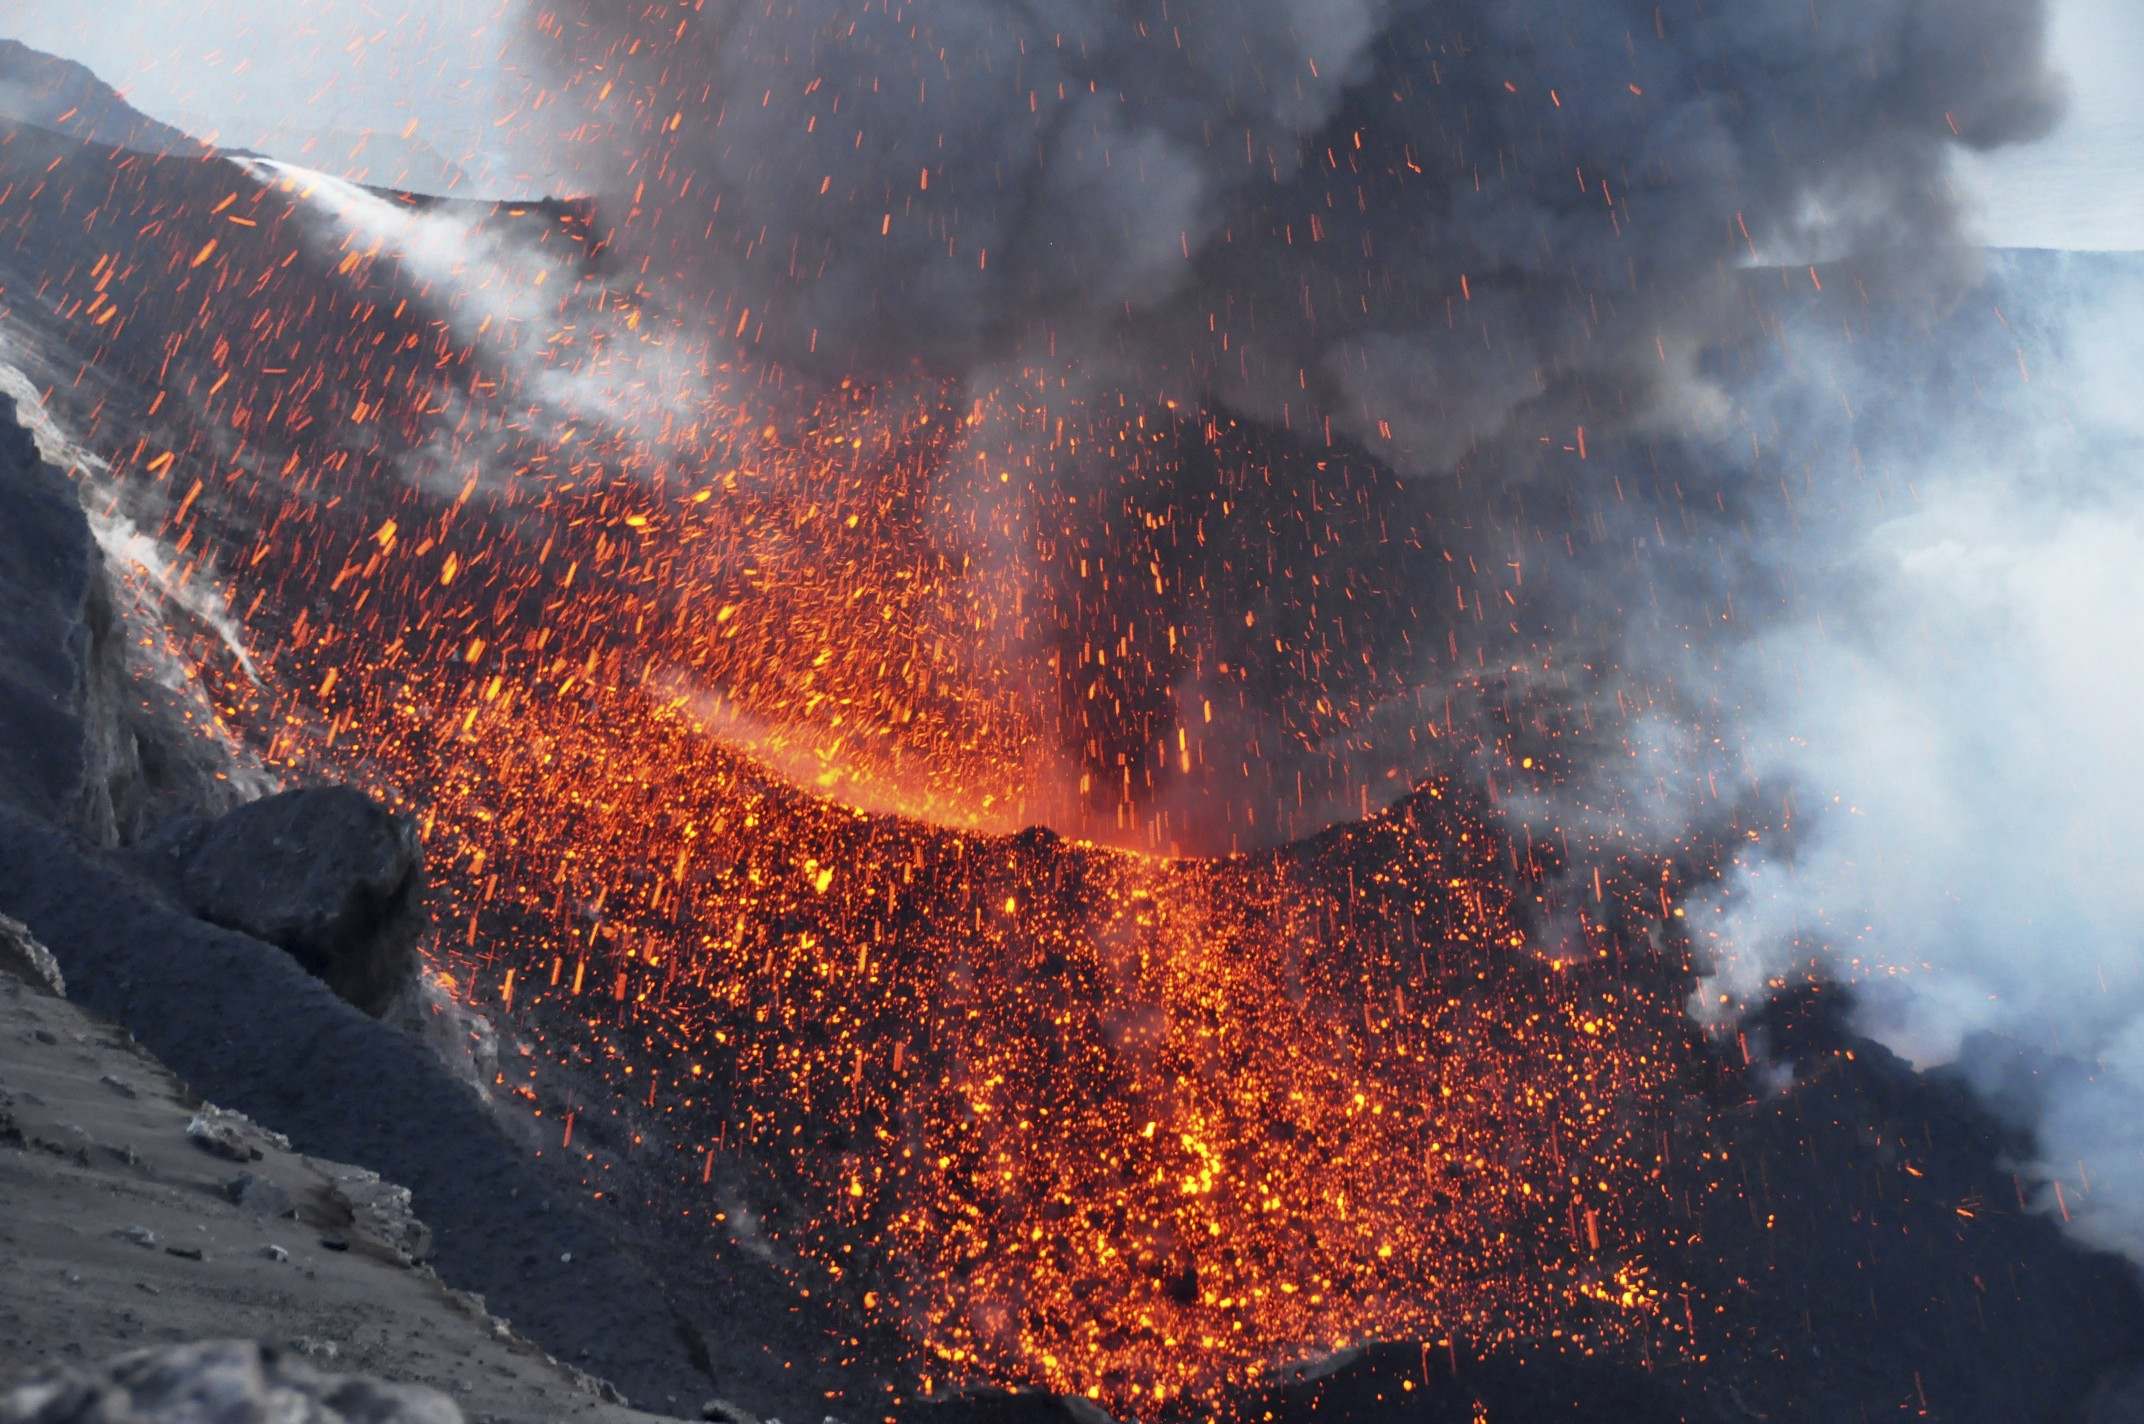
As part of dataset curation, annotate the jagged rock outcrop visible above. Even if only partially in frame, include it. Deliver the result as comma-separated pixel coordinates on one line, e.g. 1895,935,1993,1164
0,913,64,996
0,1340,463,1423
137,787,426,1016
384,972,502,1100
0,393,139,846
307,1158,435,1266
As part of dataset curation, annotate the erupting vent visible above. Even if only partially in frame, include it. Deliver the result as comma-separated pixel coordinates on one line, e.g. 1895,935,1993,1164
0,0,2120,1409
216,653,1698,1407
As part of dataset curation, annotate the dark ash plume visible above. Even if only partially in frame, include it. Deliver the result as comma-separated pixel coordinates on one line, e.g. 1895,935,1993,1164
508,1,2069,856
523,0,2062,466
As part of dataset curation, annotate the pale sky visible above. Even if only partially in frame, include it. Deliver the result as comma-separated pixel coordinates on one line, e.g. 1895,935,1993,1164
5,0,532,190
6,0,2143,248
1960,0,2144,249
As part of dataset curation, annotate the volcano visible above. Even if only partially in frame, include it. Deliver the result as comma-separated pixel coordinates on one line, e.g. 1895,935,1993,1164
1,26,2142,1424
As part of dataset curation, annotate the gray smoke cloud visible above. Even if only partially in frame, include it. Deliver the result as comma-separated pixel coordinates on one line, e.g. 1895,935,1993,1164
501,0,2075,854
522,0,2064,468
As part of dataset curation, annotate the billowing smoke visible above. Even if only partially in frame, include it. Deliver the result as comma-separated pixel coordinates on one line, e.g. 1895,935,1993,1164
1688,248,2144,1261
501,0,2069,849
522,0,2062,460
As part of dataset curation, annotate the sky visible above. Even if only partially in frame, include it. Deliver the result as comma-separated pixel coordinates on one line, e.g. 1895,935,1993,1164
1959,0,2144,248
3,0,530,190
5,0,2143,248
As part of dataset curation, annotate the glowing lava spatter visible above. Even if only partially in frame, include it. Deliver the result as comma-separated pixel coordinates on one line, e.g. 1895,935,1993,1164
273,667,1696,1408
1,76,1705,1414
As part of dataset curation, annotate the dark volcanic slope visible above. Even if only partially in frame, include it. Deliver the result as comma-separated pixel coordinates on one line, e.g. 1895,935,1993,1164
1690,1013,2144,1421
0,390,795,1417
0,951,677,1424
0,40,203,156
0,820,723,1411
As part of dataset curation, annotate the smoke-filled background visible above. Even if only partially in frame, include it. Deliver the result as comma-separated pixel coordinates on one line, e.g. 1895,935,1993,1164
479,0,2082,844
10,0,2144,1320
1685,247,2144,1261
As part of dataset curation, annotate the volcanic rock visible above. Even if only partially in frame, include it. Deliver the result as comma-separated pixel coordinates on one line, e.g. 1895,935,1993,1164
307,1160,434,1267
0,1340,464,1423
187,1106,272,1163
224,1171,298,1219
140,787,426,1016
0,394,140,846
383,973,501,1101
0,914,65,997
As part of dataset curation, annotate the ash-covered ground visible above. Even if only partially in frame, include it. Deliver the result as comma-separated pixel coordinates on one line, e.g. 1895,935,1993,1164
1,35,2142,1424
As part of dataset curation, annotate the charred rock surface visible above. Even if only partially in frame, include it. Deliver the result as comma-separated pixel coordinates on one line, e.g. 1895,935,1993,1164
135,787,426,1017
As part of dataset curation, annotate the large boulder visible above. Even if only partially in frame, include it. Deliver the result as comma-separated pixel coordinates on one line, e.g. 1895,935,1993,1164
140,787,426,1016
0,1340,462,1423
